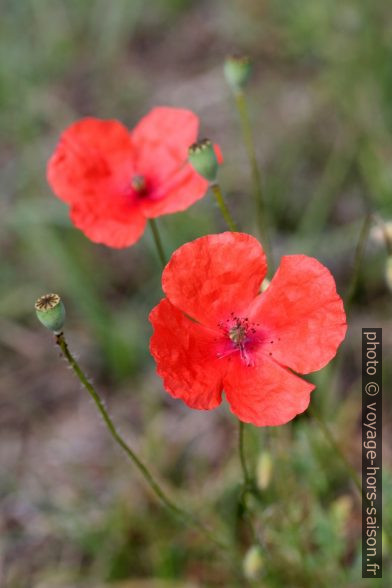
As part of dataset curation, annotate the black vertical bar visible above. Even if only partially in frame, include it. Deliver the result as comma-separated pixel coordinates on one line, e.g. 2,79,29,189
362,328,382,578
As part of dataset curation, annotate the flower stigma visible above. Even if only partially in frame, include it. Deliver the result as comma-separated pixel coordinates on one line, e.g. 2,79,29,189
35,293,61,311
217,314,260,366
229,321,248,344
131,175,147,195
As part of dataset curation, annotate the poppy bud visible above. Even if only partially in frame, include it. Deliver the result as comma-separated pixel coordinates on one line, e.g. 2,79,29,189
224,55,253,93
188,139,218,182
256,451,273,490
243,545,264,580
35,293,65,334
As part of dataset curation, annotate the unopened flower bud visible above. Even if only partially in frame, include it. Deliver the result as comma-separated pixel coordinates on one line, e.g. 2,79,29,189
243,545,263,580
188,139,218,182
224,55,253,93
256,451,273,490
35,293,65,334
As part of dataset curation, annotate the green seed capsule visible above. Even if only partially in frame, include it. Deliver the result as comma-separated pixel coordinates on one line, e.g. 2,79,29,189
224,55,253,93
35,293,65,334
188,139,218,182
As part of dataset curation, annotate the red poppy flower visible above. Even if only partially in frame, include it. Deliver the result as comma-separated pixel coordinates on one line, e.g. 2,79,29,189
47,107,218,248
149,232,347,426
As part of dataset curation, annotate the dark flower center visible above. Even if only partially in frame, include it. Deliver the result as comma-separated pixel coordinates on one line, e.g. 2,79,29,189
131,175,147,196
229,321,248,345
217,314,260,366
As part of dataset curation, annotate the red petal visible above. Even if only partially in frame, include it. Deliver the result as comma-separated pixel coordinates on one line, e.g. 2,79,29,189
132,108,222,216
250,255,347,374
149,299,225,410
224,355,315,426
47,118,135,204
140,163,209,217
139,143,223,218
132,107,199,184
162,232,268,327
70,204,146,248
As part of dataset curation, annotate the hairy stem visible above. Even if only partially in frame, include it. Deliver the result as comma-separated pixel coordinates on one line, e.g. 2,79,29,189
234,91,273,268
55,332,227,550
239,421,251,486
344,213,372,313
148,218,166,268
211,182,238,232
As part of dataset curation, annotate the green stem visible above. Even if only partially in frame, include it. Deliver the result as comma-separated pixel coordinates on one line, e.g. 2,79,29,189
234,90,273,268
236,420,260,545
55,332,227,551
56,332,181,515
148,218,166,268
211,182,238,232
344,213,372,313
239,421,251,486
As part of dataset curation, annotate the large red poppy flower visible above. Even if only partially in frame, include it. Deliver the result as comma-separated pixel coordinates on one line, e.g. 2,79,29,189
47,107,215,248
149,232,347,426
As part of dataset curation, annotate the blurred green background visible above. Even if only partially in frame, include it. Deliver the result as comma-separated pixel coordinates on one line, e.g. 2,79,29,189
1,0,391,586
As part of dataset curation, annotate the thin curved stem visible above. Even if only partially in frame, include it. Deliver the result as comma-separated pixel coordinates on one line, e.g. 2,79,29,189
55,332,227,551
211,182,238,232
237,420,261,546
238,421,251,486
148,218,166,268
56,333,181,514
234,91,273,269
